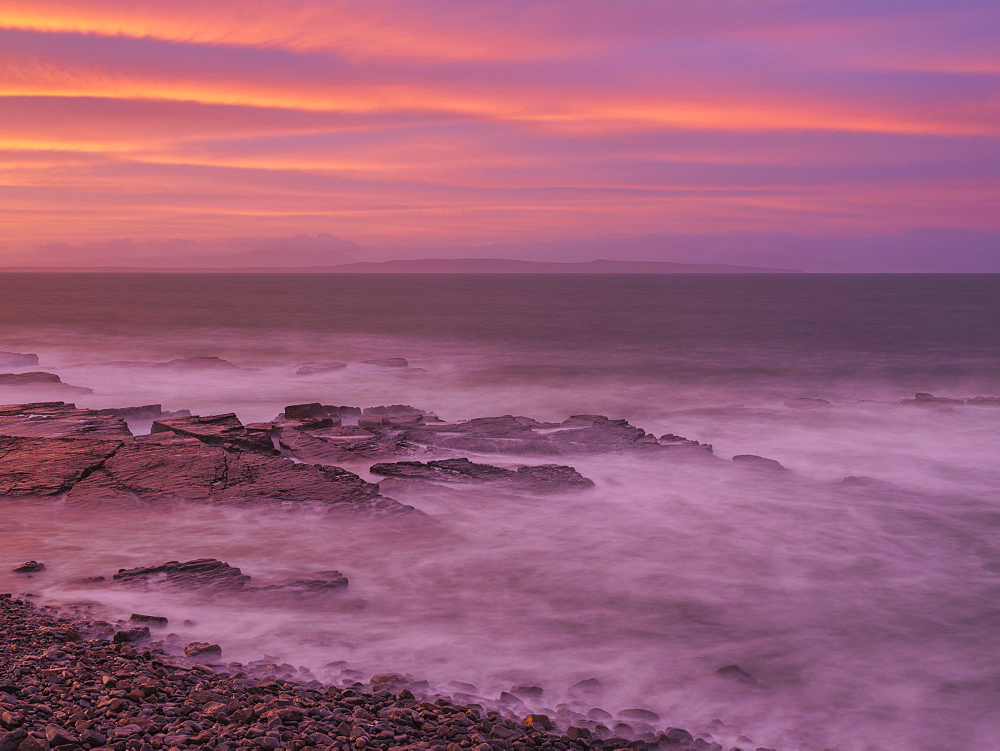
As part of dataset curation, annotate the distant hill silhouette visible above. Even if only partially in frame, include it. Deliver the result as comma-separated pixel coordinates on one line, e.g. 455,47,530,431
0,257,800,274
306,258,800,273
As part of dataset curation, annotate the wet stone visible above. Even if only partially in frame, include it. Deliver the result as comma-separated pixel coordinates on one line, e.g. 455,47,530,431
11,561,44,574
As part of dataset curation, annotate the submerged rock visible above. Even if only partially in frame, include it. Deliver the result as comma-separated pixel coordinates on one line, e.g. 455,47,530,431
111,558,349,598
295,361,347,376
114,558,251,591
783,397,831,408
0,351,38,368
11,561,45,573
967,396,1000,406
370,457,594,493
360,357,409,368
904,392,964,405
731,454,787,471
714,664,757,684
156,356,239,370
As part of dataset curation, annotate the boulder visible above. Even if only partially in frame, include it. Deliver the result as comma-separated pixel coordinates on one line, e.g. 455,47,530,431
0,435,124,497
112,627,150,643
370,458,594,493
184,642,222,658
0,402,132,440
0,352,38,368
150,413,276,454
129,613,168,626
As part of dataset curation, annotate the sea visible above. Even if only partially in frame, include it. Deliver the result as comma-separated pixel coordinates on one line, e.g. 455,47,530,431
1,272,999,751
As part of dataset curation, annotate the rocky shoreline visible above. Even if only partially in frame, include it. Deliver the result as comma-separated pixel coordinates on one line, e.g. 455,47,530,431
0,596,725,751
0,394,777,751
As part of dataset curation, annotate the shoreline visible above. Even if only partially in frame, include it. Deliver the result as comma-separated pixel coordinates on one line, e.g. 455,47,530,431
0,596,710,751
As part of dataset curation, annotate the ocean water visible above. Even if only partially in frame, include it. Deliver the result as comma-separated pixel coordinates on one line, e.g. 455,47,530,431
1,272,999,750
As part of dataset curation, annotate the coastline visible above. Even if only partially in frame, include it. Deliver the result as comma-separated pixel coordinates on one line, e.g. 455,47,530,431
0,595,703,751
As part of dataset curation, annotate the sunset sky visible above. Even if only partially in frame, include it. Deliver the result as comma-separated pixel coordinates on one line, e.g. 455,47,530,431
1,0,998,267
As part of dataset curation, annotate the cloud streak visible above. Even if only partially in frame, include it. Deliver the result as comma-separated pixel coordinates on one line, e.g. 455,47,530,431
0,0,997,266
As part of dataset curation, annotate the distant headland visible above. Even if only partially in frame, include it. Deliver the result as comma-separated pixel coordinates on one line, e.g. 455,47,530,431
0,257,800,274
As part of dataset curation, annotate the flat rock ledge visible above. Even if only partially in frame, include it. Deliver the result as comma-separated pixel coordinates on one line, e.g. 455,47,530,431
0,403,412,515
0,596,723,751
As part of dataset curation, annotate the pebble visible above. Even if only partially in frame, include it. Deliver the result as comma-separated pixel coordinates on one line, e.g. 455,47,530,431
3,597,718,750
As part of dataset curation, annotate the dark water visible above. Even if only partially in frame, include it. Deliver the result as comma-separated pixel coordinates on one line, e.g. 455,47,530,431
1,273,999,751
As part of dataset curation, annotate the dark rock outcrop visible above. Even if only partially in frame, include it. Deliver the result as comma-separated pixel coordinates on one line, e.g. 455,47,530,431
714,664,757,684
0,434,124,496
276,424,418,463
0,352,38,368
283,402,337,422
151,413,276,454
111,558,349,598
65,439,410,513
156,357,239,370
92,404,191,421
0,401,132,440
967,396,1000,406
362,405,427,416
783,397,831,408
0,372,91,394
272,406,710,463
295,361,347,376
370,458,594,493
114,559,251,591
732,454,787,471
902,392,1000,407
11,561,45,573
0,403,410,514
390,413,711,456
904,392,964,405
360,357,409,368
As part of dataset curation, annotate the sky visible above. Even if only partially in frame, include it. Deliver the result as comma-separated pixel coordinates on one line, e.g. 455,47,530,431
1,0,998,269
